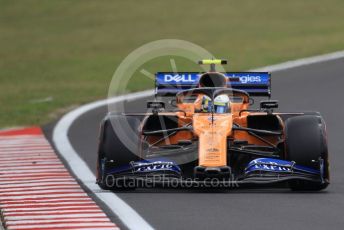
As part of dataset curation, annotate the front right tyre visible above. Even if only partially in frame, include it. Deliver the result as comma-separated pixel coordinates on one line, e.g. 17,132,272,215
96,115,141,190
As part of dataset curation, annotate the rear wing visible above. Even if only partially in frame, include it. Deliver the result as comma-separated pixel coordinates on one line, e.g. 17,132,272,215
155,72,271,97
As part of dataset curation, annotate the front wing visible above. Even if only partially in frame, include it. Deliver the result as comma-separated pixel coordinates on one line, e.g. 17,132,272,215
99,157,326,188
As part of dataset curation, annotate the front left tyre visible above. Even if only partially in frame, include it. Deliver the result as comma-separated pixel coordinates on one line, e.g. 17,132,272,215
284,115,329,191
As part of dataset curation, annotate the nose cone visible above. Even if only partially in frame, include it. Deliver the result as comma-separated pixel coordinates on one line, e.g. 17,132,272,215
199,72,227,88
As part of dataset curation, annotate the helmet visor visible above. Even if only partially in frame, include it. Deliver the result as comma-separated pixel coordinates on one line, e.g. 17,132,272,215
214,104,229,113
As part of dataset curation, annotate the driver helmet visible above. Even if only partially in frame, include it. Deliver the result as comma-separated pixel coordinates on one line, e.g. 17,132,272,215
201,94,230,113
214,94,230,113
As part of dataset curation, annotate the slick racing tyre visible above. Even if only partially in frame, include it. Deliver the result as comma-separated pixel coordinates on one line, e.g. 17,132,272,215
285,115,329,191
97,115,141,190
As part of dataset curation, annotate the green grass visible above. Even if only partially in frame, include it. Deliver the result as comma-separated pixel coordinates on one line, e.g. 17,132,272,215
1,0,344,127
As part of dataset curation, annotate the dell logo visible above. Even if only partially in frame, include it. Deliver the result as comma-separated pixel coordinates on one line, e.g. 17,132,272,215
164,74,195,83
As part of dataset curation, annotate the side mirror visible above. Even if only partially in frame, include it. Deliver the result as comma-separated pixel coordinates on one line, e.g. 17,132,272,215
249,98,255,106
260,100,278,110
169,99,177,107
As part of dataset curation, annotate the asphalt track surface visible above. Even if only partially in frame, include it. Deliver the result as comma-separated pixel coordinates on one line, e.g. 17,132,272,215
61,58,344,230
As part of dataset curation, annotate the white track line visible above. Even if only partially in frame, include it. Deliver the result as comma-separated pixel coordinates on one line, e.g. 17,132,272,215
251,50,344,72
53,50,344,230
53,90,154,230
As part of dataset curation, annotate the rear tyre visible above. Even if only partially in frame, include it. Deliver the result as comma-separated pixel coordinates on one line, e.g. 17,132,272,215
285,115,329,191
97,115,141,190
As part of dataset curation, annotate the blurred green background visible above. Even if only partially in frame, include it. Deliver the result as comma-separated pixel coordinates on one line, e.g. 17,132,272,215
1,0,344,128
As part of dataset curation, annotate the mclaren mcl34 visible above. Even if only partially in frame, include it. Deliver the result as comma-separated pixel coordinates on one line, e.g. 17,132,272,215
96,59,329,191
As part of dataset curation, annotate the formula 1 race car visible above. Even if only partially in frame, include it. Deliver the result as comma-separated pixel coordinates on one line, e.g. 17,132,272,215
96,59,329,191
